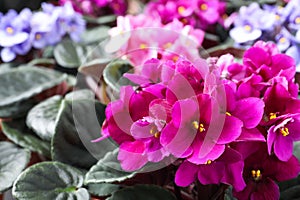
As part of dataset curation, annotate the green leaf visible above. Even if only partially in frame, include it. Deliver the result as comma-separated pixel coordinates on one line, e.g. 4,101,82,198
293,141,300,162
107,185,176,200
80,26,110,44
85,149,136,184
26,95,63,141
83,15,116,25
0,99,36,118
54,40,87,68
0,141,30,193
78,58,111,79
87,183,120,197
12,162,89,200
103,60,134,98
1,119,51,158
52,90,110,169
0,66,66,118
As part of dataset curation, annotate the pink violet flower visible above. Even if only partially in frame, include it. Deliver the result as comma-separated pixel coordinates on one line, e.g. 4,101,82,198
175,147,246,192
233,142,300,200
263,82,300,161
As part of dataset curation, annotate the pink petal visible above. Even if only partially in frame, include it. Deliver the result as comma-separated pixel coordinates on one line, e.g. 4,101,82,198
274,134,293,161
172,98,198,128
237,128,266,142
217,116,243,144
233,97,265,129
118,141,148,171
175,161,199,187
267,126,276,155
198,162,224,185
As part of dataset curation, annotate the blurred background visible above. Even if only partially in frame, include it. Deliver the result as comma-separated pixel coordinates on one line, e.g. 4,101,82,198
0,0,49,13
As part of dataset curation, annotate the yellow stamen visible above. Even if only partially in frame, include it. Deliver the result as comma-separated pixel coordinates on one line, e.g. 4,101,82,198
140,43,147,49
251,169,262,181
279,37,286,43
226,112,231,116
178,6,186,15
35,33,42,40
163,42,172,49
192,121,199,130
280,127,289,137
295,17,300,24
275,14,281,21
205,160,212,165
180,18,188,25
6,27,14,34
192,121,205,132
222,14,228,19
244,25,252,31
199,123,205,132
172,56,179,62
154,132,160,138
200,3,208,11
269,113,277,120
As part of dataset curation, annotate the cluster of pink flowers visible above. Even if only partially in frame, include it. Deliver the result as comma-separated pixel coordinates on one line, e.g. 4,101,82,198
101,41,300,199
106,14,205,66
144,0,226,30
59,0,127,16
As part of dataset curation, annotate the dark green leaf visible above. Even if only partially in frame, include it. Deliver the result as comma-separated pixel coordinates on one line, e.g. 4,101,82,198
85,149,136,184
52,90,110,169
26,95,63,141
2,119,51,158
103,60,134,98
28,58,55,66
0,66,66,118
280,185,300,200
87,183,120,197
0,142,30,193
107,185,176,200
0,99,36,118
293,141,300,162
54,40,87,68
80,26,110,44
12,162,89,200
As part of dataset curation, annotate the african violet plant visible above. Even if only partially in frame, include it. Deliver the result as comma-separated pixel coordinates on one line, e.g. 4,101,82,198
0,0,300,200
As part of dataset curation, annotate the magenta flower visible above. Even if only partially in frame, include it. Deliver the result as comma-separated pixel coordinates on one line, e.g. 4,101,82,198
160,94,243,164
263,82,300,161
175,147,246,192
233,142,300,200
194,0,226,29
243,41,296,82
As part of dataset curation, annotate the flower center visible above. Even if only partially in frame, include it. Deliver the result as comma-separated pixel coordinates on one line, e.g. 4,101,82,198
279,37,286,43
35,33,42,40
269,112,277,120
192,121,206,132
295,17,300,24
6,27,14,34
205,160,212,164
226,112,231,116
275,14,281,21
251,169,262,181
140,43,147,49
163,42,172,49
280,127,289,137
150,127,160,138
200,3,208,11
178,6,186,15
244,25,252,31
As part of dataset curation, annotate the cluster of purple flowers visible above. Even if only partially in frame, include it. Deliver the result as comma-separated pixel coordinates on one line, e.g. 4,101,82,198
0,3,85,62
144,0,226,30
100,41,300,199
59,0,127,16
230,0,300,71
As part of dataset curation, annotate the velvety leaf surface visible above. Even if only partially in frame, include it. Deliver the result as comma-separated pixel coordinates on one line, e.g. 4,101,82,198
26,95,63,141
0,142,30,193
0,66,66,118
107,185,176,200
2,119,51,158
51,90,109,169
85,149,136,184
12,162,89,200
